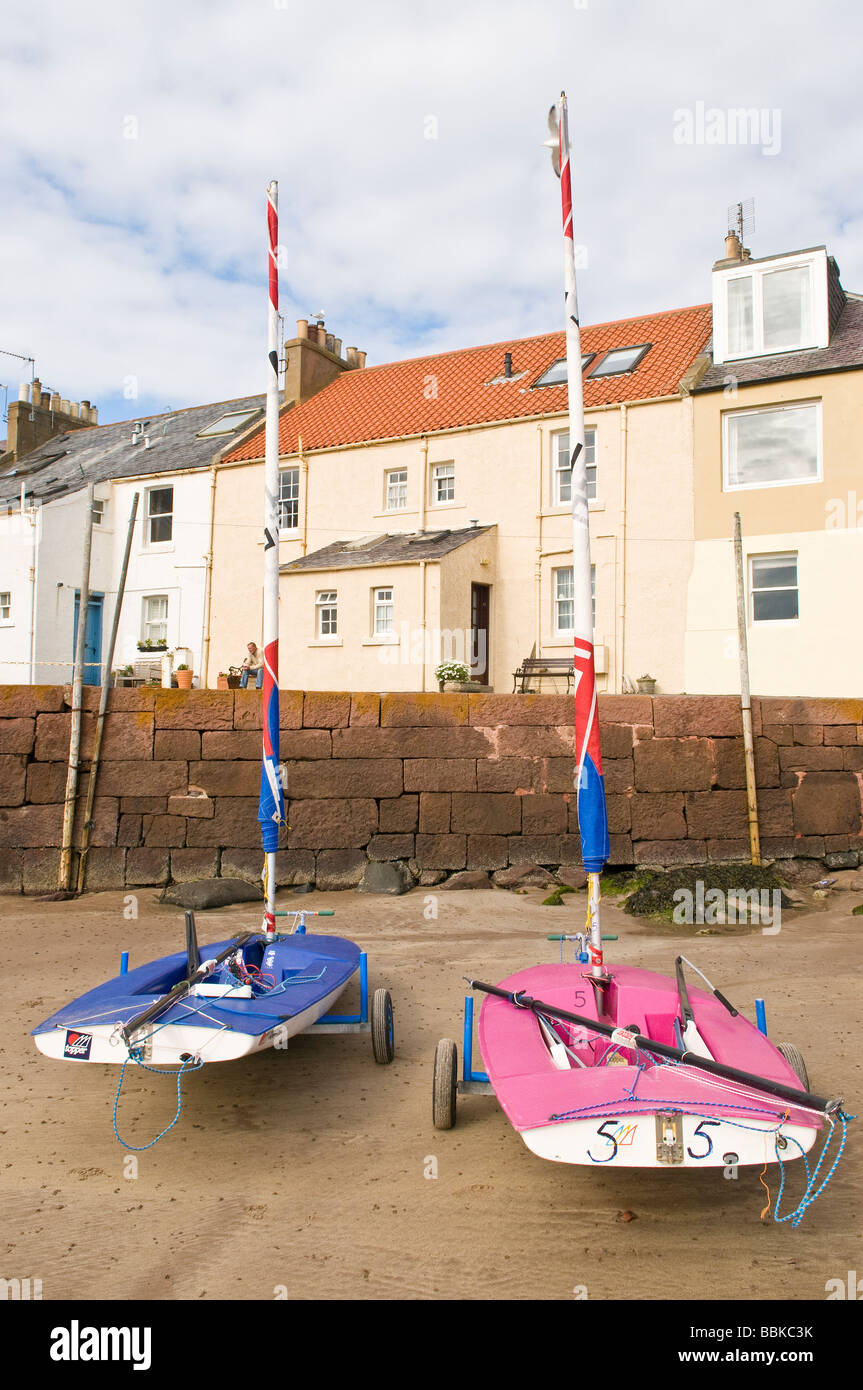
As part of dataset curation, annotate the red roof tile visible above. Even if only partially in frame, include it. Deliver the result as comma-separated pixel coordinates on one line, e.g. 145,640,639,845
225,304,712,462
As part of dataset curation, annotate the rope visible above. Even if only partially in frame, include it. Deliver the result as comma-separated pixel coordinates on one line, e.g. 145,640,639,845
772,1109,855,1228
112,1050,203,1151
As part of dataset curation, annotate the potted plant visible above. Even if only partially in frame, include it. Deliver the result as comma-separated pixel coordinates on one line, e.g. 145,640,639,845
175,663,194,689
434,659,484,693
637,673,657,694
227,665,244,689
137,638,167,652
216,671,229,690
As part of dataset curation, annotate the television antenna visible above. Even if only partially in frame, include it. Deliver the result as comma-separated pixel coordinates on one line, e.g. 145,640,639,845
727,198,755,247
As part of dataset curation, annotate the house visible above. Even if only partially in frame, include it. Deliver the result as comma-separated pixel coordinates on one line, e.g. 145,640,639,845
0,394,268,686
686,234,863,696
209,307,713,692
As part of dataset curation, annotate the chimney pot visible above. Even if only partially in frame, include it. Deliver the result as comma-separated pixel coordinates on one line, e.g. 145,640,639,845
345,346,358,367
325,332,335,353
60,399,70,414
69,402,80,419
724,230,742,261
18,382,30,402
90,406,98,424
50,392,61,411
333,338,342,358
296,318,308,339
356,350,367,369
81,399,90,412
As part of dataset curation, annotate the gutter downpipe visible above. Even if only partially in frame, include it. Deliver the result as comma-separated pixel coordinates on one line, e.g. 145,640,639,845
535,424,543,656
300,433,309,555
26,489,39,685
616,403,628,692
733,511,761,866
76,492,139,892
201,464,217,687
59,482,95,892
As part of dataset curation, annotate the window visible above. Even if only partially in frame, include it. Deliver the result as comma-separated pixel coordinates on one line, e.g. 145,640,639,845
279,468,299,530
373,587,394,636
385,469,407,511
0,591,11,623
432,462,455,504
588,344,650,378
750,554,798,622
316,590,338,638
146,487,173,544
196,409,261,437
553,427,597,504
553,566,595,634
92,499,105,525
532,355,595,388
725,264,814,359
723,403,821,491
142,595,168,644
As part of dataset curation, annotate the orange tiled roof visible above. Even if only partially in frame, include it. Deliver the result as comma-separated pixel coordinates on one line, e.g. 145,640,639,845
225,304,712,461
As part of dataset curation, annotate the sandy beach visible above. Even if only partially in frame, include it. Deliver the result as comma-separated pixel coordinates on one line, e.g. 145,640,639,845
2,885,860,1301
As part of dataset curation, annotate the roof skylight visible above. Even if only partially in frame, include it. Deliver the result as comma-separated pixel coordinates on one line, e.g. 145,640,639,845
588,344,651,377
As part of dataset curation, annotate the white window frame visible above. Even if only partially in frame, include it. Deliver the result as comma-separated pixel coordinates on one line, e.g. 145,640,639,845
431,462,455,505
552,427,597,505
722,401,822,493
385,469,407,512
749,553,799,625
279,467,300,532
196,409,261,438
552,565,596,636
712,249,829,364
141,594,168,644
0,590,12,625
92,498,106,525
316,590,338,639
372,586,394,636
145,485,173,547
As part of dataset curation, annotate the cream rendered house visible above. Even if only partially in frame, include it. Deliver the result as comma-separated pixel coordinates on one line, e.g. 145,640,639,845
208,309,712,692
687,236,863,696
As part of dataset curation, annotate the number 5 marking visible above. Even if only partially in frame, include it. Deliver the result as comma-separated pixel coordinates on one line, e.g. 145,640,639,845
588,1120,619,1163
687,1119,720,1160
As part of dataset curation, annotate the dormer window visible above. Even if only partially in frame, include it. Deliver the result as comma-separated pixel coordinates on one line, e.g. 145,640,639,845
713,249,829,364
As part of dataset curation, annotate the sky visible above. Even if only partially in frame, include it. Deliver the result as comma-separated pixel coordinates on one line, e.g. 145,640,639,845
2,0,862,427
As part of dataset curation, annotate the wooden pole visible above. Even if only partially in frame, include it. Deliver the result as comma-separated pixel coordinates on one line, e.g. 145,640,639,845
59,483,95,891
734,512,761,866
76,492,139,892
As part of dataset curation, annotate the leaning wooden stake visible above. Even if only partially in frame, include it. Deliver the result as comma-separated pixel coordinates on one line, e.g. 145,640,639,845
734,511,761,866
58,483,96,892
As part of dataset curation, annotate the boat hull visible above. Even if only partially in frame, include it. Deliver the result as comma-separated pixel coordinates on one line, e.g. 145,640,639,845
32,932,361,1066
479,961,822,1169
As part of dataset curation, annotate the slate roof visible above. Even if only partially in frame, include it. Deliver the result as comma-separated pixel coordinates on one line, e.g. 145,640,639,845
281,525,494,573
226,304,713,461
0,394,265,507
694,297,863,393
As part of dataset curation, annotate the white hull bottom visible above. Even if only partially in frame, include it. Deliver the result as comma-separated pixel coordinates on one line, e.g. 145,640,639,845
520,1111,819,1168
33,981,351,1066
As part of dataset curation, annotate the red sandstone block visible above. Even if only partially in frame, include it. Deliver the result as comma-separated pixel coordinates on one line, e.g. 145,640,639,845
543,758,576,794
201,730,261,759
684,790,749,839
97,761,188,796
506,835,562,863
630,792,686,840
0,803,63,847
284,759,402,799
779,746,845,772
332,726,489,758
117,813,143,846
466,835,509,869
600,724,634,759
379,795,419,832
712,737,779,789
170,848,221,880
0,755,27,806
598,695,653,724
468,693,573,727
81,847,127,890
367,833,415,861
634,839,707,866
414,833,467,868
404,759,476,792
652,696,742,738
607,834,633,864
168,793,214,819
75,686,155,713
189,761,263,797
843,748,863,771
605,793,631,834
603,758,635,794
120,796,167,814
760,697,863,726
477,757,538,792
0,686,64,717
706,840,751,861
451,793,522,835
125,848,170,886
761,723,793,745
304,691,351,728
824,834,851,852
496,726,573,759
792,773,861,836
824,726,857,745
634,739,712,792
757,789,795,836
558,834,587,865
186,797,264,849
381,693,468,727
520,793,567,834
286,798,378,850
419,793,451,833
350,693,380,727
153,689,233,730
75,796,119,847
142,814,187,848
155,730,201,760
793,724,823,745
34,711,154,761
0,718,35,755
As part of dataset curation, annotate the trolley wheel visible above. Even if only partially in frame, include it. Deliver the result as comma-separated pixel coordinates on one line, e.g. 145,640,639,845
371,987,395,1064
433,1038,458,1130
777,1042,809,1091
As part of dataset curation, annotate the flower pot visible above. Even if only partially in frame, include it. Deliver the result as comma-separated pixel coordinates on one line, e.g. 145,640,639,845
175,669,194,689
227,674,243,689
443,679,485,693
216,675,229,690
637,679,656,694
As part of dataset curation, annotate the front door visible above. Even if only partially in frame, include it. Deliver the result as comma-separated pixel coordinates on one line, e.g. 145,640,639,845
470,583,490,685
73,592,104,686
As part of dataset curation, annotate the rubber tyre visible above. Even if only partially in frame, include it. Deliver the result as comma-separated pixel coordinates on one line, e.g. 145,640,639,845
777,1042,810,1091
433,1038,458,1130
371,987,395,1064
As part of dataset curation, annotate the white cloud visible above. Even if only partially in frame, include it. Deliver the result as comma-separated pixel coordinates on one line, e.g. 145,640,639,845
1,0,862,420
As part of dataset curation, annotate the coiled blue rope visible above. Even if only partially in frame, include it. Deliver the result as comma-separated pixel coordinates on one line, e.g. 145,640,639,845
773,1109,855,1228
113,1049,204,1151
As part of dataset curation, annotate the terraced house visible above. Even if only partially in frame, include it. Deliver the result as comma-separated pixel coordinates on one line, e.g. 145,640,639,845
208,308,713,693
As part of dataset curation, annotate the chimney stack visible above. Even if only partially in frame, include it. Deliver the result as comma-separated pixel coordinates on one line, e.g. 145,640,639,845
504,351,512,378
282,317,364,405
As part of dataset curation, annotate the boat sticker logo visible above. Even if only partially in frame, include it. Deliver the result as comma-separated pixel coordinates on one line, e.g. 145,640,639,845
63,1030,92,1060
587,1120,638,1163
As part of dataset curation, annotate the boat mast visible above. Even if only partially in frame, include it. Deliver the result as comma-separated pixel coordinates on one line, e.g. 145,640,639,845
259,180,287,936
548,94,610,977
